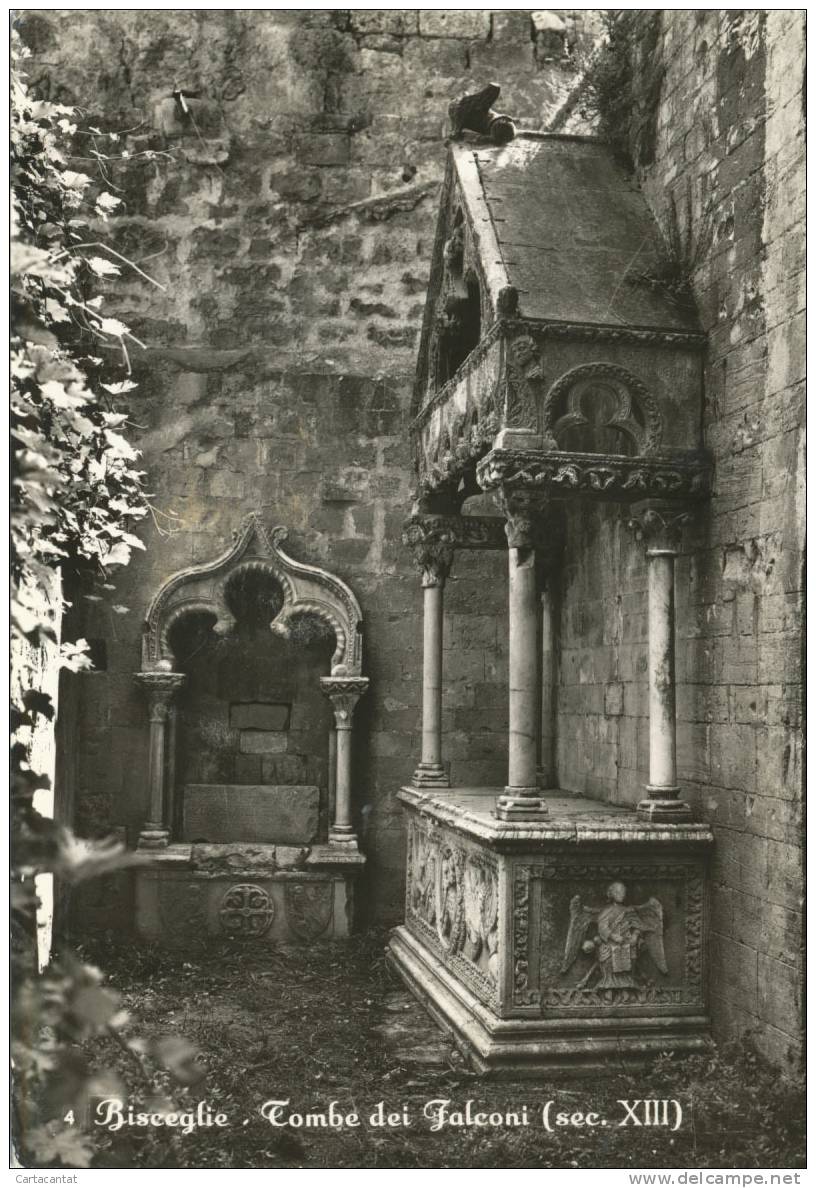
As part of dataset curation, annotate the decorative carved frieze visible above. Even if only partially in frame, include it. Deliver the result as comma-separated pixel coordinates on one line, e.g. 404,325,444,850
477,449,711,503
405,820,500,1008
403,513,507,567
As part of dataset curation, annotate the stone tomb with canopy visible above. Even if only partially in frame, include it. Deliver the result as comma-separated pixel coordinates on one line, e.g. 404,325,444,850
132,514,368,945
387,96,715,1073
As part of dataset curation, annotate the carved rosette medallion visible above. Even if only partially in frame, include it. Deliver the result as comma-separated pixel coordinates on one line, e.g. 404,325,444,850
218,883,275,937
283,882,334,941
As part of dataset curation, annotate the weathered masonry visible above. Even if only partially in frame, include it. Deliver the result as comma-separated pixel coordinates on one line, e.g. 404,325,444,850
387,121,716,1071
25,10,802,1073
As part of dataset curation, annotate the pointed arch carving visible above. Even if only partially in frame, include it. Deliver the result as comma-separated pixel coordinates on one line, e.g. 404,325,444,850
141,514,364,676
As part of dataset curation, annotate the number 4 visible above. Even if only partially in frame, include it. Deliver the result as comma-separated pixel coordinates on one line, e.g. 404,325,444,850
63,1110,75,1125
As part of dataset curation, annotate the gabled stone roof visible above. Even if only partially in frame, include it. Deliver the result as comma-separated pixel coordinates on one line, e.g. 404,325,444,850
453,132,700,334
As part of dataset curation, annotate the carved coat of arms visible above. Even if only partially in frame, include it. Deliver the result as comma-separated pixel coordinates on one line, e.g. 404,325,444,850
561,881,668,990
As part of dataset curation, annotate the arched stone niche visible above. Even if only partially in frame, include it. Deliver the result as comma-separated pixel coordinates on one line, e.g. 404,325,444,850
142,514,363,677
135,515,368,850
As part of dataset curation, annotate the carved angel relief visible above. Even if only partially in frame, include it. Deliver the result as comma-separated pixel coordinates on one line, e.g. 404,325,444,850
561,881,668,991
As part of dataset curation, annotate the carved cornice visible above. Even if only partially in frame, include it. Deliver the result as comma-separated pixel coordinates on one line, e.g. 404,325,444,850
627,499,694,553
504,317,707,351
476,449,711,503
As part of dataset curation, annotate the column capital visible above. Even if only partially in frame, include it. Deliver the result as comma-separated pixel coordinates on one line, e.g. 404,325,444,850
134,670,186,720
627,499,693,554
403,517,455,587
320,676,369,729
494,487,558,551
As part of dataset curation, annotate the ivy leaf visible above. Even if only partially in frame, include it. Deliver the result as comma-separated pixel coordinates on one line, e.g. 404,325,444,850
97,316,129,337
86,256,121,278
100,381,138,396
95,191,122,214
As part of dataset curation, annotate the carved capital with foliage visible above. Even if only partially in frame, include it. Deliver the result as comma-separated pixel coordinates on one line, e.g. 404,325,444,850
403,516,456,587
320,676,369,731
627,499,693,554
494,488,553,551
134,671,186,722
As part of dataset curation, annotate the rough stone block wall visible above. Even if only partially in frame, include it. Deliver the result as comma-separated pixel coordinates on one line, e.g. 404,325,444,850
557,11,804,1069
20,10,600,924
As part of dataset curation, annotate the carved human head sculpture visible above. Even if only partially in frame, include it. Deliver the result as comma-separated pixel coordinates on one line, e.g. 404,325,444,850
606,881,627,905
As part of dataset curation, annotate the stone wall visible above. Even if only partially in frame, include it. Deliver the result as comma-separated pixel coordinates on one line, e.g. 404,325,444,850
558,11,804,1069
20,9,600,924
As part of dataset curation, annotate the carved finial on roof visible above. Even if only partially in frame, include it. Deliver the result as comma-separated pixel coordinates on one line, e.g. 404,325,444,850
448,83,516,145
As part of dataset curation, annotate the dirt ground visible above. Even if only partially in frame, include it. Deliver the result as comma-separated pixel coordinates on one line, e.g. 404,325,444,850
75,930,804,1170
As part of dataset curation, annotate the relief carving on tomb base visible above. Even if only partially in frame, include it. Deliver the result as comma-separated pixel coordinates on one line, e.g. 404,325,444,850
512,863,705,1012
283,882,333,941
219,882,275,937
406,821,499,1006
560,882,667,991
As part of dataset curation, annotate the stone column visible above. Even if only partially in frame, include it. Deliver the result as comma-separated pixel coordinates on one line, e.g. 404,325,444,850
134,671,186,848
628,500,692,822
496,493,547,820
537,583,557,789
405,523,454,789
320,676,369,846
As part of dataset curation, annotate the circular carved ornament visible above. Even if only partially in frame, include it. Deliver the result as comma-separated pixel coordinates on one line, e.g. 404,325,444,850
218,883,275,938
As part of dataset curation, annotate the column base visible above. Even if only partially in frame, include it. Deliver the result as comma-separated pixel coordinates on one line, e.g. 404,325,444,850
328,827,359,848
638,789,693,823
138,828,170,850
411,763,450,789
495,789,549,820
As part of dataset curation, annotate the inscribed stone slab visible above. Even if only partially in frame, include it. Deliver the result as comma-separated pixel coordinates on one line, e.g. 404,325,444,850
183,784,319,844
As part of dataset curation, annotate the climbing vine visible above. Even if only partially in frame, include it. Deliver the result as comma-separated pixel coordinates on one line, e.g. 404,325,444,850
11,32,198,1166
